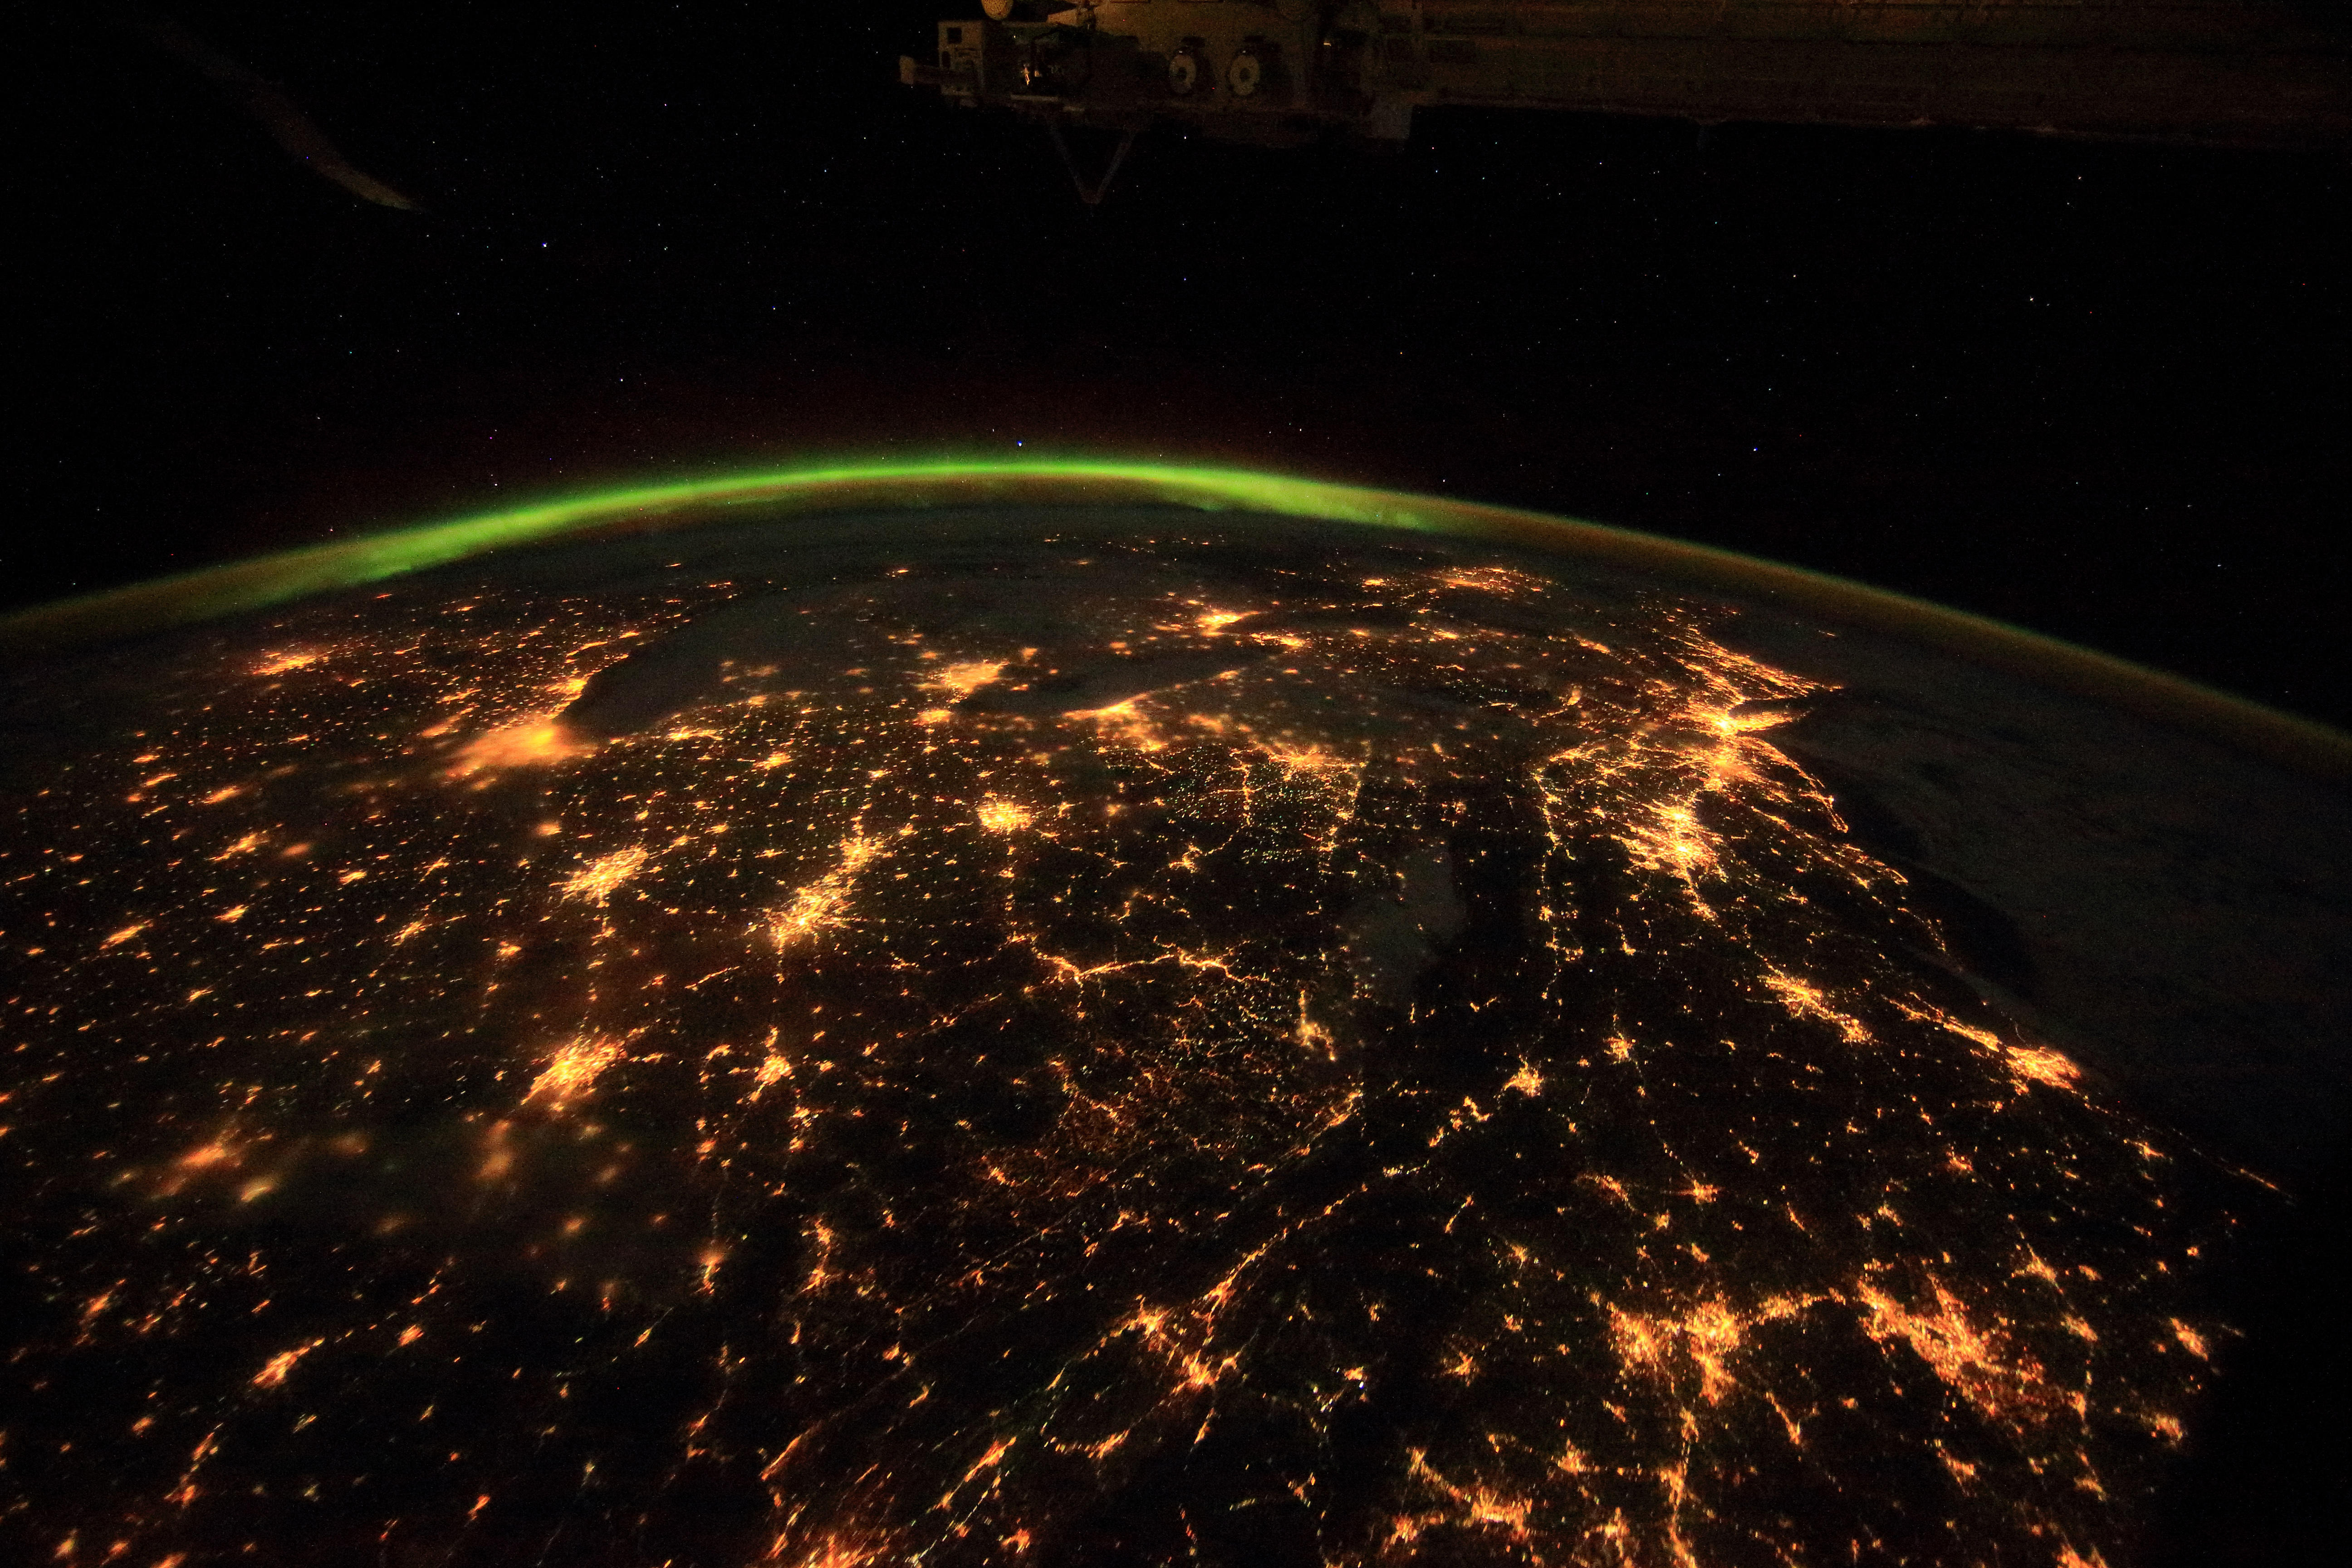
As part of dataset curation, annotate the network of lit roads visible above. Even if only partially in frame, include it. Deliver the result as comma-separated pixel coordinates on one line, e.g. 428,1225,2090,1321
2,525,2256,1567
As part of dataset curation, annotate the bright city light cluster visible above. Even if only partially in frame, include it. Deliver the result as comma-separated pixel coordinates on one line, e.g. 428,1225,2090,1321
0,521,2256,1567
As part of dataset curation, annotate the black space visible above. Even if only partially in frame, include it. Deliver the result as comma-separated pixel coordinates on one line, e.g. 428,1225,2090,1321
15,3,2350,729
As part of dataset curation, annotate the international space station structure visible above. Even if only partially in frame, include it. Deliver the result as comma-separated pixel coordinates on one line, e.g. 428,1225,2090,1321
903,1,2352,194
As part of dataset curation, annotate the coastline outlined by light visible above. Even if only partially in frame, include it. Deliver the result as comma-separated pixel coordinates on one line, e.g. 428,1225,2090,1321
5,456,2345,777
0,472,2291,1566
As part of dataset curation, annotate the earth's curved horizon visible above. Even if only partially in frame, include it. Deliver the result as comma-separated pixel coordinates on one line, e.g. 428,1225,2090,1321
2,480,2344,1567
3,460,2343,781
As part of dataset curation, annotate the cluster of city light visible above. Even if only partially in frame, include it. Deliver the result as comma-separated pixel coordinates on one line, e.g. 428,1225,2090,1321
0,531,2257,1568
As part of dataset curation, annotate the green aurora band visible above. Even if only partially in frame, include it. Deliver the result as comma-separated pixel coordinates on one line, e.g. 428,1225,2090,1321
4,457,2343,776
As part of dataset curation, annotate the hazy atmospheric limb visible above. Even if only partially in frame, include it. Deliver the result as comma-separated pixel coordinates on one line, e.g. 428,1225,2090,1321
117,3,419,211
